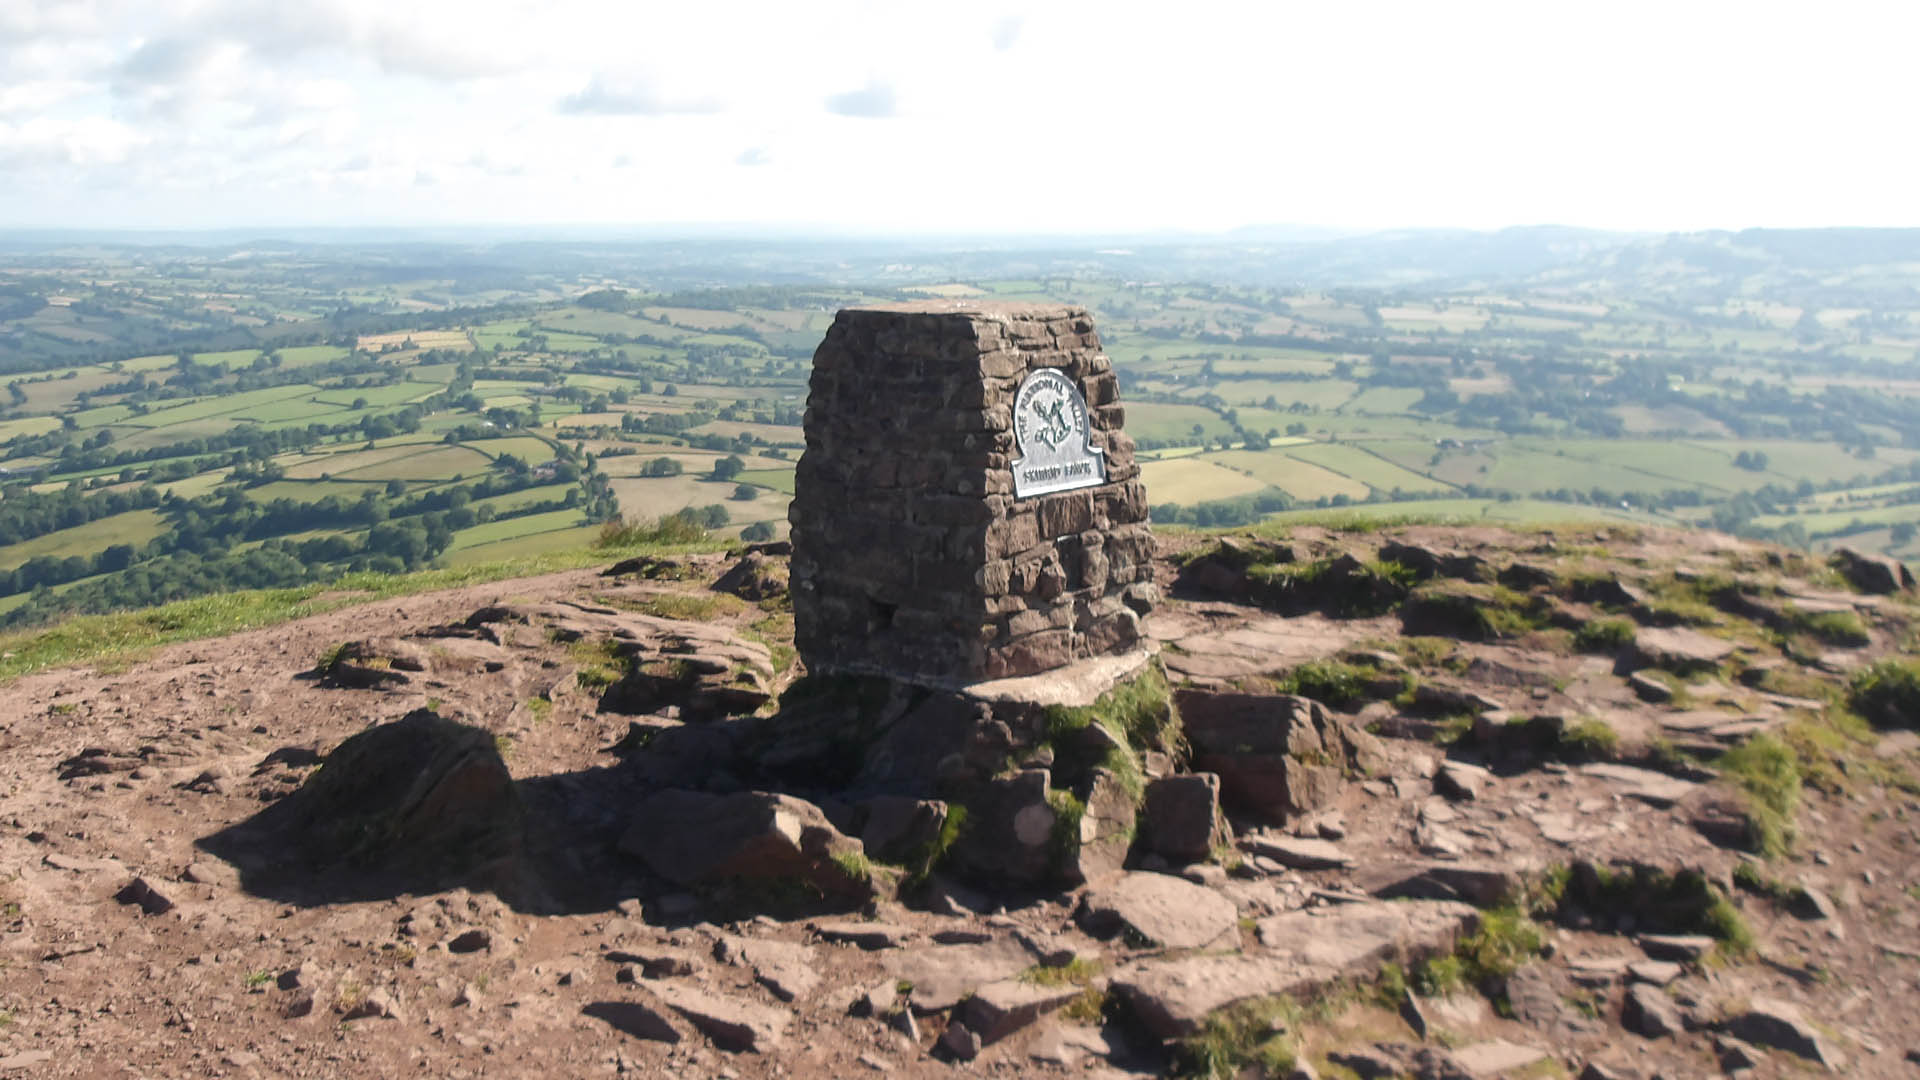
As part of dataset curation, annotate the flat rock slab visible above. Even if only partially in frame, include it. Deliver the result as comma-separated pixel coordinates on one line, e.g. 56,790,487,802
965,647,1155,707
1078,871,1239,950
1114,953,1328,1040
1026,1022,1117,1067
712,934,819,1003
1256,900,1479,974
811,921,917,950
1637,934,1716,962
1358,860,1523,907
1453,1039,1549,1076
1241,835,1353,870
1634,627,1737,669
1163,616,1373,681
1623,982,1683,1038
1628,960,1683,986
962,978,1085,1044
1723,997,1847,1070
1657,710,1745,733
647,982,789,1053
1578,763,1698,808
582,999,686,1043
884,940,1035,1014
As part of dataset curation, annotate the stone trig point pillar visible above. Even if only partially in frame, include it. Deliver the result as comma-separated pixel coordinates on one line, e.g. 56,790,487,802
790,301,1155,685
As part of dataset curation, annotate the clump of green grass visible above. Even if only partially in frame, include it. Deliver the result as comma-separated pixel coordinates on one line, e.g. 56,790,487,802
1045,788,1088,875
1454,907,1544,986
1175,994,1302,1079
1413,952,1466,997
1036,663,1179,804
1557,717,1620,760
1019,957,1109,1020
828,849,873,887
1850,658,1920,729
1731,860,1797,905
1375,961,1408,1006
1545,862,1754,959
525,696,553,722
1021,955,1103,988
1403,583,1550,641
1393,636,1460,670
569,639,627,690
1245,557,1414,617
1794,609,1871,647
1573,617,1636,653
1277,660,1396,708
313,641,350,675
1717,734,1801,856
901,804,968,892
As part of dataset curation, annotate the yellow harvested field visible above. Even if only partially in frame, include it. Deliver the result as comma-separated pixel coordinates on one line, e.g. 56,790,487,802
607,475,744,518
357,330,473,351
1138,458,1270,505
1208,450,1372,501
553,412,626,429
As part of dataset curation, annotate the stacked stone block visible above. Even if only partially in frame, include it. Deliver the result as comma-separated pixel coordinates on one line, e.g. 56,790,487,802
790,301,1155,684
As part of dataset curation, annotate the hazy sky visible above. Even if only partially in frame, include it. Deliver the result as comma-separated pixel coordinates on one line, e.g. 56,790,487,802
2,0,1914,233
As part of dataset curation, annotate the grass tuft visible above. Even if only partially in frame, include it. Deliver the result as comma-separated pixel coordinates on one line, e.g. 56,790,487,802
1850,658,1920,729
1573,617,1636,653
1174,994,1302,1079
1717,734,1801,856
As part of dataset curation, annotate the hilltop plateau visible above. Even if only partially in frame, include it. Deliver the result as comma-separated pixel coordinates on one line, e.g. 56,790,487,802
0,520,1916,1078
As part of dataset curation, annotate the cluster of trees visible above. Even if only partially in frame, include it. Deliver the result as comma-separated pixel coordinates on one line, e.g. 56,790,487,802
1151,490,1294,526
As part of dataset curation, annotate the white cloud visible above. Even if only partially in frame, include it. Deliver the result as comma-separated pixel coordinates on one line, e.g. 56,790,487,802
823,80,896,119
989,14,1023,51
558,74,725,116
0,114,148,168
0,0,1915,232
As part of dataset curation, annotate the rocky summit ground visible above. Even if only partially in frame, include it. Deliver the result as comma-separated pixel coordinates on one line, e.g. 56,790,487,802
2,523,1919,1079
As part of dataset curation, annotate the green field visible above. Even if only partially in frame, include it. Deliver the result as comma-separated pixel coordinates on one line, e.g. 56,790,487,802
284,444,440,480
446,508,590,551
1212,379,1358,410
1340,387,1425,413
334,445,492,482
470,482,577,516
123,385,318,427
1204,449,1369,502
244,480,378,503
467,436,556,463
1127,403,1240,444
445,523,601,567
1283,442,1453,496
70,404,135,428
0,417,62,441
0,509,167,570
738,468,796,494
276,345,352,368
312,381,445,407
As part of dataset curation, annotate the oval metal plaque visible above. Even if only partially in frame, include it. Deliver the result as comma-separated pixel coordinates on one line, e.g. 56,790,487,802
1011,368,1106,499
